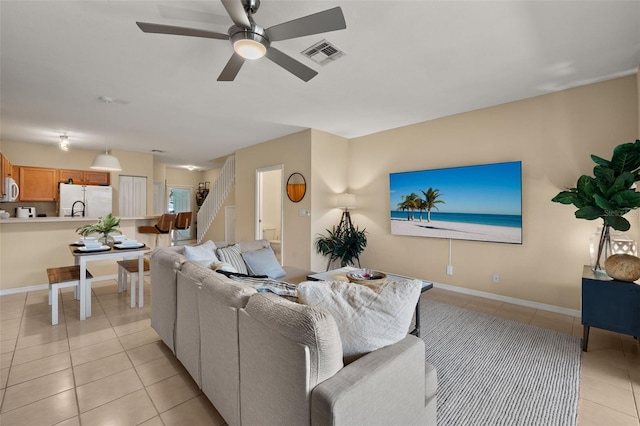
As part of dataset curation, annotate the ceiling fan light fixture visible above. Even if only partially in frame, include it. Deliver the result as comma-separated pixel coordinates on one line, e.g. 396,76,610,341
234,38,266,59
230,25,269,60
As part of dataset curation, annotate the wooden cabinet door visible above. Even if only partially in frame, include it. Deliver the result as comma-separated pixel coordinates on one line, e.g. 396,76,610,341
18,166,58,201
0,153,5,197
1,153,15,198
59,169,84,183
84,171,109,185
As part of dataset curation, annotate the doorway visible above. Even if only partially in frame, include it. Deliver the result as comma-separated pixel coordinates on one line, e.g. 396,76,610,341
256,165,283,263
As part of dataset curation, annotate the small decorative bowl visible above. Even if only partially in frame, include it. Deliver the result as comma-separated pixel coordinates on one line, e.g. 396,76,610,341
346,270,387,285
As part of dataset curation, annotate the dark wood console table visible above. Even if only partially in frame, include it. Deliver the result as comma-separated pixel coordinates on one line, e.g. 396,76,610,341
581,265,640,351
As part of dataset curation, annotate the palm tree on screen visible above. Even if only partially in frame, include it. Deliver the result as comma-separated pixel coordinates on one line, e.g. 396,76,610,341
397,193,421,221
421,188,445,222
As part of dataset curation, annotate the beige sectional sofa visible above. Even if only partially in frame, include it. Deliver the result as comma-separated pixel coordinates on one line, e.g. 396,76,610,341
150,241,437,426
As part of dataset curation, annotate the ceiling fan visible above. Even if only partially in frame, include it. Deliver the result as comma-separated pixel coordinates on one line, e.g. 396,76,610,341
136,0,346,82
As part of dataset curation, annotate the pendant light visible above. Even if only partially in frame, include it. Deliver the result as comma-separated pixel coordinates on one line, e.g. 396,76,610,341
91,96,122,171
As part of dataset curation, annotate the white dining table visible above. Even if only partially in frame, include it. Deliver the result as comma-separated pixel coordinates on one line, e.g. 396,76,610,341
68,244,150,320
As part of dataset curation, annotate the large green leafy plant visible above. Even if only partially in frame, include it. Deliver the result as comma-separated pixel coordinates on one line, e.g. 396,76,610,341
552,139,640,269
76,213,122,243
315,224,368,271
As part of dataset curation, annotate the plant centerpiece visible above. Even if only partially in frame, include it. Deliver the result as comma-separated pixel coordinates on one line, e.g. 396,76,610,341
76,213,121,244
552,139,640,271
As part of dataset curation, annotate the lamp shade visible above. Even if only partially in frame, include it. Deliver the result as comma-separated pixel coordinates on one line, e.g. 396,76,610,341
90,153,121,171
336,193,356,209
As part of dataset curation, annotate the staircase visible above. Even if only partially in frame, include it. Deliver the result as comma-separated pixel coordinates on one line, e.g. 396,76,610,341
197,156,235,243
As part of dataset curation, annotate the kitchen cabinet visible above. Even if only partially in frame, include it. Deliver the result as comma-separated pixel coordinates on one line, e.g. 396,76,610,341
84,171,109,184
0,153,15,198
17,166,58,201
59,169,109,185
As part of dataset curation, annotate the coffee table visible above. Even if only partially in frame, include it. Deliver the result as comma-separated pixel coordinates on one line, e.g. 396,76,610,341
307,266,433,337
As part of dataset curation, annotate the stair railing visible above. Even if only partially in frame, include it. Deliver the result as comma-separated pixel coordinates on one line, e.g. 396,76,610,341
197,155,235,243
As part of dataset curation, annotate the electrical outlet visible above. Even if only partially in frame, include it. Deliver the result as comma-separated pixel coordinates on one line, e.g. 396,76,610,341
492,273,500,283
446,265,453,275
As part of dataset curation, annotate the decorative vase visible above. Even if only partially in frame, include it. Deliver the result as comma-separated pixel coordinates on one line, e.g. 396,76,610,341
100,233,115,245
589,226,612,273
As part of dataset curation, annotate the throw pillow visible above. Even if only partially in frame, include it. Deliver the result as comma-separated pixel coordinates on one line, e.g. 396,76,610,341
184,240,218,267
241,247,286,279
216,243,248,274
210,260,238,273
297,279,422,361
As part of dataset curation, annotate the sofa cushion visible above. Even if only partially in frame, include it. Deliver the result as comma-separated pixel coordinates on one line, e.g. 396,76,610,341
241,247,286,279
184,240,219,267
297,279,422,361
216,243,248,274
237,239,270,253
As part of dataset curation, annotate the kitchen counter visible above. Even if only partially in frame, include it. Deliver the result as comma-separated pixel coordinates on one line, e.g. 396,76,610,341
0,215,163,292
0,215,159,224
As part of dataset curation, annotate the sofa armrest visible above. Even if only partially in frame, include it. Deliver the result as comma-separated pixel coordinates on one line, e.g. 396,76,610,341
311,335,435,426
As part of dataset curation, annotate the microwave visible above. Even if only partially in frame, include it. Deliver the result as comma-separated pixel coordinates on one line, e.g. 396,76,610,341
0,177,19,202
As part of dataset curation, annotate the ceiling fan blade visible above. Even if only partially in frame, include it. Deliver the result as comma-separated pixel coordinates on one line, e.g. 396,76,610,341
265,7,346,42
157,5,230,26
220,0,251,28
266,47,318,82
136,22,229,40
218,53,246,81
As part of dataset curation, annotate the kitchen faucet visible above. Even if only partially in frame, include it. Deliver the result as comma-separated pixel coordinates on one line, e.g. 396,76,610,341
71,200,85,217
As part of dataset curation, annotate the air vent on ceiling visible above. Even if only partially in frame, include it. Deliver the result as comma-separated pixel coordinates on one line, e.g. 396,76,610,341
301,39,345,66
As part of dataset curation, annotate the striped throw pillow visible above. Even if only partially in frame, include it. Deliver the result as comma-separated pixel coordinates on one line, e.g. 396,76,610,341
216,243,248,275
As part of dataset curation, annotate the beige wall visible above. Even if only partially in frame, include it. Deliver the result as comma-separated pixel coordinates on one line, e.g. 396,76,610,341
310,129,350,271
348,76,638,310
235,130,312,268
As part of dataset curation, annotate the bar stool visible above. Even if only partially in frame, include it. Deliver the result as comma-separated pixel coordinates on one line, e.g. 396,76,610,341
47,265,93,325
172,211,192,245
117,258,150,308
138,213,176,248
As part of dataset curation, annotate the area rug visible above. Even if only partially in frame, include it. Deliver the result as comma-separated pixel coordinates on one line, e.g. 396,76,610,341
421,299,581,426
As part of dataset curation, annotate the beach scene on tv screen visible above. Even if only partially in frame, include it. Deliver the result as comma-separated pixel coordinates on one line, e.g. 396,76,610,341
389,161,522,244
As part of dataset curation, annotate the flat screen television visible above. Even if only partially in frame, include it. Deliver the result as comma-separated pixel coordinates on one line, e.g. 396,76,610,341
389,161,522,244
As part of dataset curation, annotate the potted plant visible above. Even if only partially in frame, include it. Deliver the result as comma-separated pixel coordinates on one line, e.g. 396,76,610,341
315,224,368,271
552,139,640,271
76,213,122,244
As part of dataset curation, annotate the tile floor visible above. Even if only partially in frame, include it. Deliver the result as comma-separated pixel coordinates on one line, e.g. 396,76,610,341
0,280,638,425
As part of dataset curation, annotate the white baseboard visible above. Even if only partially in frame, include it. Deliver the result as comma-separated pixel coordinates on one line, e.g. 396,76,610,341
1,275,580,318
432,281,581,318
0,274,119,296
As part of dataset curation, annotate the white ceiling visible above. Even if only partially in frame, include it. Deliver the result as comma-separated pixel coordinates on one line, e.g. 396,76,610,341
1,1,639,170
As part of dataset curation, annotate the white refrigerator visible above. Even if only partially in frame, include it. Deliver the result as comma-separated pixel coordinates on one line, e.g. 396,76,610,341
58,184,113,218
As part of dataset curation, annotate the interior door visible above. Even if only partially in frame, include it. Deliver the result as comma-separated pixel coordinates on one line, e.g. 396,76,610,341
119,175,147,217
256,165,283,263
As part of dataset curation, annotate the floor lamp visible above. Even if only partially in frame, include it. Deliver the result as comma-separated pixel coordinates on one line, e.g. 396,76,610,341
336,193,357,231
